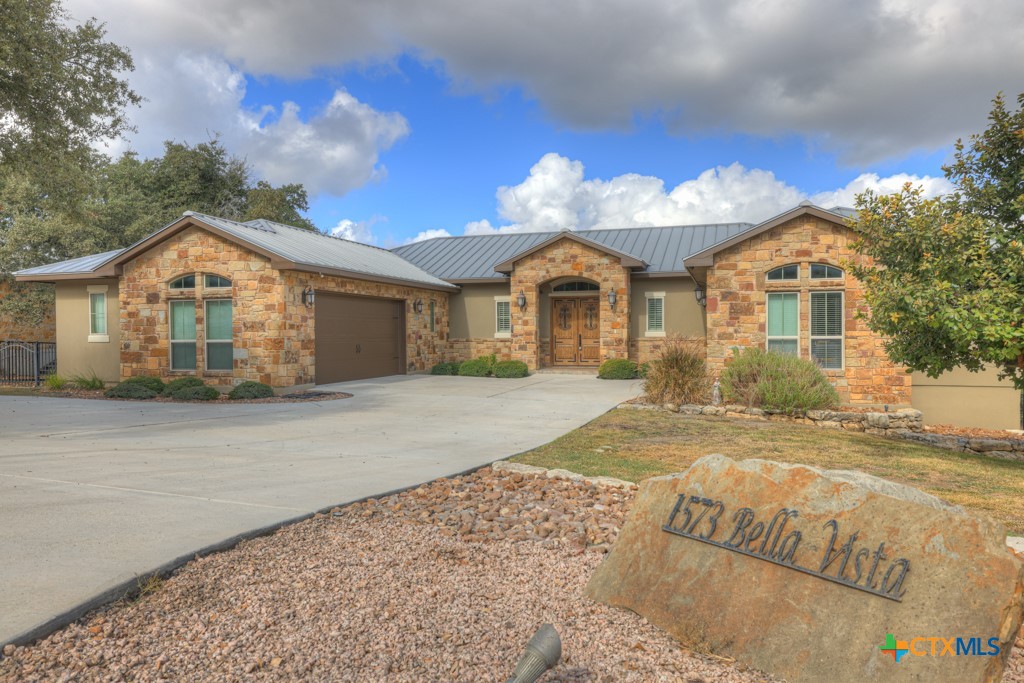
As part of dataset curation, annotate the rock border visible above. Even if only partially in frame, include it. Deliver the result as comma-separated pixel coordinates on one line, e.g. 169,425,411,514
491,460,637,490
618,402,1024,462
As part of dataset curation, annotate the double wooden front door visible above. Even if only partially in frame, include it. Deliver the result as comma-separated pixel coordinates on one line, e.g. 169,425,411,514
551,297,600,367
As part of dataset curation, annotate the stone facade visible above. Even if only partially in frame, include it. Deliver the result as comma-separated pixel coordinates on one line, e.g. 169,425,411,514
0,281,56,342
508,238,631,370
703,214,910,406
447,338,514,363
629,337,676,364
120,227,449,388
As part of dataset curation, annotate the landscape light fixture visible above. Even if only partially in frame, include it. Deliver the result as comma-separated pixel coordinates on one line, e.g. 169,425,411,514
413,299,424,314
694,284,707,308
607,289,618,310
517,290,527,311
505,624,561,683
302,286,316,308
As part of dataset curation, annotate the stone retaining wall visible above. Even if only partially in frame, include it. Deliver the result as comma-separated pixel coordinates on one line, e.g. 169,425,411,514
618,402,1024,463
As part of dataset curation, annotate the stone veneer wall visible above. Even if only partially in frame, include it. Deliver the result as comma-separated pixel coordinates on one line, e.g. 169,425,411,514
704,214,910,406
120,226,449,388
0,281,56,342
448,338,514,363
629,337,673,364
509,238,630,370
280,271,449,384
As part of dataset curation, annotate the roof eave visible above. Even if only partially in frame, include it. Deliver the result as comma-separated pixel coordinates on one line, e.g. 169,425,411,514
282,263,460,293
14,271,119,283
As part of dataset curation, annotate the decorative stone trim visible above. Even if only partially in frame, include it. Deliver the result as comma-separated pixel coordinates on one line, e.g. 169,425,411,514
491,460,637,489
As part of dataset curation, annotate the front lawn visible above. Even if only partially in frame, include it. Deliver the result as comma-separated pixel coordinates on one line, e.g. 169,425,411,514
513,409,1024,535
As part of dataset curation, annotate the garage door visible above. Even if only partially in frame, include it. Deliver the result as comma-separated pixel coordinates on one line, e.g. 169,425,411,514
314,293,405,384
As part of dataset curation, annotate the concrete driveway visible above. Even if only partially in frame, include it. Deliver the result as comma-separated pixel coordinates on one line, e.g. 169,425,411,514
0,373,640,646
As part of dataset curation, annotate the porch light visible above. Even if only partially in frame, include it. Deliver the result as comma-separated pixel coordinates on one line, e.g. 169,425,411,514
413,298,424,314
517,290,527,311
694,284,707,308
607,289,617,310
302,286,316,308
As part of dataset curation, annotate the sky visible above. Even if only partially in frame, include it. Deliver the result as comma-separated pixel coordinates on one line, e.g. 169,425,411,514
67,0,1024,247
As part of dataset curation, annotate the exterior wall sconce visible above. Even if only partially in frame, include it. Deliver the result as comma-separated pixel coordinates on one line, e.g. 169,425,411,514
607,289,618,310
694,284,707,308
302,286,316,308
517,290,527,311
413,298,424,314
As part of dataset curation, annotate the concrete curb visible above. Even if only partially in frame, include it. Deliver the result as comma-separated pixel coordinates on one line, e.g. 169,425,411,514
0,458,501,653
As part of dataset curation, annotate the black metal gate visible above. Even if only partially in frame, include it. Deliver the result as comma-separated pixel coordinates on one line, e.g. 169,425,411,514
0,341,57,385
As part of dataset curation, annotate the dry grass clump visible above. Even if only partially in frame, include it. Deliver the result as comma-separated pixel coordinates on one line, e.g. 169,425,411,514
642,338,712,405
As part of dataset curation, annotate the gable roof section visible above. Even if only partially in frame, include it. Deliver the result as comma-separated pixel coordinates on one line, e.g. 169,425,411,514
17,213,459,292
492,230,646,273
392,222,752,281
682,203,852,269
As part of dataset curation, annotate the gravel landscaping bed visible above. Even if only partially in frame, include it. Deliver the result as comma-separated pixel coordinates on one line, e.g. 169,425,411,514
1,467,1021,682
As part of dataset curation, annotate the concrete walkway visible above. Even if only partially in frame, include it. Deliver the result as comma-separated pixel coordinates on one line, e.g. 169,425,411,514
0,374,640,646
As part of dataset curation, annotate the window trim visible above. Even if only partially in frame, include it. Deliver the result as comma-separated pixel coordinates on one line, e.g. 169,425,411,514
810,290,845,370
87,285,109,342
494,296,512,338
645,291,666,337
766,264,800,282
429,300,436,333
204,299,234,372
169,300,197,372
766,291,800,356
810,263,845,280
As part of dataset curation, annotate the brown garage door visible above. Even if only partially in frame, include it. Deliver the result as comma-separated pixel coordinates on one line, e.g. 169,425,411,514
314,293,405,384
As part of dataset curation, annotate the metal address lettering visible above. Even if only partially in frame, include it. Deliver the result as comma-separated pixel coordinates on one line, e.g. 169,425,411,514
662,493,910,602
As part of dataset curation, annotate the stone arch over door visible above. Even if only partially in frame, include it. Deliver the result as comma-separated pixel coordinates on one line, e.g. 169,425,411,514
507,237,630,370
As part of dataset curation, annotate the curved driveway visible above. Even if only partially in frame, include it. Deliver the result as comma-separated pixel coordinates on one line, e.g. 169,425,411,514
0,374,640,646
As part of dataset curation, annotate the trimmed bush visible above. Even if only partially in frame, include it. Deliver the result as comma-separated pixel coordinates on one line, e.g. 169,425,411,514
430,361,463,375
458,358,492,377
229,381,274,400
44,374,67,390
123,375,165,393
493,360,529,378
643,339,711,405
71,371,105,390
105,382,157,400
171,385,221,401
720,347,840,414
598,358,638,380
162,377,206,396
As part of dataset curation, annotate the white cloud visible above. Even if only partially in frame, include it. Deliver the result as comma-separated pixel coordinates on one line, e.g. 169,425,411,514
70,0,1024,162
331,218,377,244
464,154,951,233
404,228,453,244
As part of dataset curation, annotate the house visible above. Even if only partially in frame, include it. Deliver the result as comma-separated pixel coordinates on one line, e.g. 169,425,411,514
15,203,1021,429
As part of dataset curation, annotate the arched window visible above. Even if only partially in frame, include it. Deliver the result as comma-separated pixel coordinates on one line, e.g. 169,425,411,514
169,274,196,289
810,264,843,280
552,281,599,292
766,264,799,281
204,274,232,288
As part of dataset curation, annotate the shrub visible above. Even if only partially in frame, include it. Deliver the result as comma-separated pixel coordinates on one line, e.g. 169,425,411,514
493,360,529,378
229,381,274,400
123,375,165,393
720,347,840,414
171,385,221,401
105,382,157,400
430,361,462,375
637,362,652,378
44,374,67,390
161,377,206,396
598,358,638,379
458,358,492,377
643,340,712,405
71,371,106,390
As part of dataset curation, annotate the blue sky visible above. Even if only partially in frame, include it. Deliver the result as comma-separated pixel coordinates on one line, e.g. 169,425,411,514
71,0,1022,245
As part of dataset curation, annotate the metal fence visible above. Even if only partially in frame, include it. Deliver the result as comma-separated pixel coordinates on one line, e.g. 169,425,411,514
0,341,57,385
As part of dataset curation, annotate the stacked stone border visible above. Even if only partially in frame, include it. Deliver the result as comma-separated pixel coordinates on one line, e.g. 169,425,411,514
618,402,1024,462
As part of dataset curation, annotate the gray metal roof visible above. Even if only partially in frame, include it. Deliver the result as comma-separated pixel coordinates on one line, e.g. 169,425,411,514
391,223,753,280
15,249,125,276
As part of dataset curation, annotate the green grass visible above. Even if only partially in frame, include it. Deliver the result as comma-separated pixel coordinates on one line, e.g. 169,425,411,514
514,409,1024,535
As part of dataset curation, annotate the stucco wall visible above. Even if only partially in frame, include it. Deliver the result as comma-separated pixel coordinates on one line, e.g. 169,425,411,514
704,214,909,406
0,281,56,342
448,281,510,338
912,367,1021,430
627,277,706,363
55,279,120,381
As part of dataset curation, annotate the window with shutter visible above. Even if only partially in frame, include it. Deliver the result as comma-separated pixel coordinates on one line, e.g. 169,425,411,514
810,291,843,369
646,296,664,335
495,299,511,336
766,292,799,356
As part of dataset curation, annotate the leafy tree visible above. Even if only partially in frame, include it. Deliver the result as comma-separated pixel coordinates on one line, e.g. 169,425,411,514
245,181,316,230
851,92,1024,389
0,0,140,193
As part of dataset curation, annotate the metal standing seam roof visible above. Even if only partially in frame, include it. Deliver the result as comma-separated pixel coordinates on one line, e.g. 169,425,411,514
391,223,754,280
13,249,126,276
